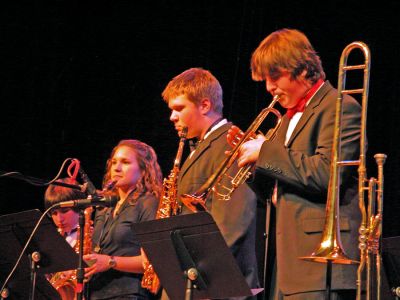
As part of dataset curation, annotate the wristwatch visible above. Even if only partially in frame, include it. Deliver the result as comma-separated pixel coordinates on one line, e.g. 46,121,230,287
108,256,117,269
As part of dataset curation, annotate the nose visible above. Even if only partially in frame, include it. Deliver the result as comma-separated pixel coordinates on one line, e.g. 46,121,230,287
57,212,64,222
170,110,178,122
266,80,276,95
113,162,122,172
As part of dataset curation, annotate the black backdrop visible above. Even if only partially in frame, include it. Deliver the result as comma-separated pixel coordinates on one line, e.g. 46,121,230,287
1,1,399,238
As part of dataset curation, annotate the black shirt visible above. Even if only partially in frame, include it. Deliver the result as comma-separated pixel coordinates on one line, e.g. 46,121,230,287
90,193,159,299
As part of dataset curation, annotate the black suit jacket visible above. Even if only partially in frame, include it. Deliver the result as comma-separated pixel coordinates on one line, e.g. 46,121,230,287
252,81,362,295
178,122,260,296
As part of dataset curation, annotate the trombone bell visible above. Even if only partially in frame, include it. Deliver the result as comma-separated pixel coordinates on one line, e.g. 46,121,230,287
301,242,358,264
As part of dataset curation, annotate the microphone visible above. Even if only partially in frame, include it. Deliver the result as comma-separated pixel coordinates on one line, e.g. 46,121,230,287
78,166,97,196
56,195,118,208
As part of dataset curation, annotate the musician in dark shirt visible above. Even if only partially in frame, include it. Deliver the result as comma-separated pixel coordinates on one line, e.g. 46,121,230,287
44,177,87,299
84,139,163,300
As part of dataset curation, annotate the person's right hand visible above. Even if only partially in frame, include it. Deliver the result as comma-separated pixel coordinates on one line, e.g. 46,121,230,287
140,248,149,270
83,253,110,278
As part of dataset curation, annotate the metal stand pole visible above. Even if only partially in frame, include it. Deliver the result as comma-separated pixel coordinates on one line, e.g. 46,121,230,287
29,251,41,300
184,268,199,300
76,210,86,300
325,261,332,300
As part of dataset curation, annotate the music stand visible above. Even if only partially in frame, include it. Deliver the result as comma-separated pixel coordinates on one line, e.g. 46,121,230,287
132,212,255,300
0,209,83,300
382,236,400,298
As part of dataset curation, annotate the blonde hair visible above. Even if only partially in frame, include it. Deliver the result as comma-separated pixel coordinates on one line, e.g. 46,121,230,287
162,67,223,114
103,140,163,202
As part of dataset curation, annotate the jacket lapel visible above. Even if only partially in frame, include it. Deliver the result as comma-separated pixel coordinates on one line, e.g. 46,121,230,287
179,122,230,181
286,81,332,146
276,116,289,144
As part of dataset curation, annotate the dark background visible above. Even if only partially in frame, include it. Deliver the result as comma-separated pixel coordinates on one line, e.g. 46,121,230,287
1,0,399,279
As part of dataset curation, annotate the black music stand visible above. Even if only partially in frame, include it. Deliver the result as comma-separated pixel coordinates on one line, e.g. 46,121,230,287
132,212,256,300
0,209,82,300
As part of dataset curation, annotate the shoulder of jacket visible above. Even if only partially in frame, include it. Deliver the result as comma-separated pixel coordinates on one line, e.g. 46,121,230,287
206,122,231,141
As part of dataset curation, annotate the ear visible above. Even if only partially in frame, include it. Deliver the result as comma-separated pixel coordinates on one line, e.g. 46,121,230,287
299,69,311,86
300,69,308,80
199,98,211,115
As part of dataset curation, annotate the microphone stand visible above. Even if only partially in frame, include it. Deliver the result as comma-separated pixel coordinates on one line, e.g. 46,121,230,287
50,180,82,191
28,252,41,300
0,172,83,191
76,203,88,300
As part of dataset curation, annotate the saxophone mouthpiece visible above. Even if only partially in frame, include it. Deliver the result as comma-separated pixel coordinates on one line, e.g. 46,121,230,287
179,126,188,138
104,180,117,192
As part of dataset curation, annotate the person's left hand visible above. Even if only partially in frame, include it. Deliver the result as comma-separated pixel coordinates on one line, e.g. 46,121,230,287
227,125,244,148
83,253,111,278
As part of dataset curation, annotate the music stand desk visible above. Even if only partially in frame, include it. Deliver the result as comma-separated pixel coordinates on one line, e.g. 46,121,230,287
0,209,83,299
132,212,254,300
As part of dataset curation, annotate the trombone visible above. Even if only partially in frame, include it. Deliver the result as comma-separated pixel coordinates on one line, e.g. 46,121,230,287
300,41,387,300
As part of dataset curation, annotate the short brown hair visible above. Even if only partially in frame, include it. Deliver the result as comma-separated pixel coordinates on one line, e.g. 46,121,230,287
44,177,86,211
251,28,325,83
162,68,223,114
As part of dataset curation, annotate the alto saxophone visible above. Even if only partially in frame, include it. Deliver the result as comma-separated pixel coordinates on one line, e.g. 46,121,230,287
141,127,188,294
49,207,93,300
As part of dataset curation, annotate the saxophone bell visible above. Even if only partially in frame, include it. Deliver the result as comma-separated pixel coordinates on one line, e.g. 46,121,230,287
104,180,117,192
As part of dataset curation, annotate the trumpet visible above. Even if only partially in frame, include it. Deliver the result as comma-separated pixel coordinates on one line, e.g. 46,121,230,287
181,95,282,212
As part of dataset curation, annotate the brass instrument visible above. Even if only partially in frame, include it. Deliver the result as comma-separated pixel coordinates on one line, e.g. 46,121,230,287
141,126,188,294
49,207,93,300
300,41,387,300
181,95,282,212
